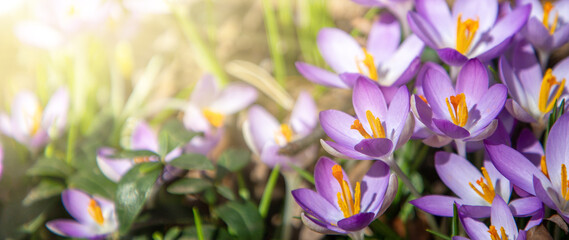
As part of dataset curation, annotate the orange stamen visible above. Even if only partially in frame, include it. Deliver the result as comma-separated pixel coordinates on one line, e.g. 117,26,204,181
332,165,361,218
350,110,385,139
418,95,428,104
540,156,549,179
469,167,495,204
445,93,468,127
88,199,105,226
538,69,566,113
488,225,509,240
542,2,559,35
456,14,479,54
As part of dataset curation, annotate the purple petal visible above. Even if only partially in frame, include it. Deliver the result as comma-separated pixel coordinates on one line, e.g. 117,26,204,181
552,24,569,49
290,91,317,135
466,120,498,142
367,13,400,65
377,173,398,216
300,212,344,234
386,86,410,144
422,67,455,120
432,118,470,139
552,56,569,85
247,105,279,152
319,110,363,146
522,17,554,51
131,121,158,152
524,205,544,230
437,48,469,66
260,143,298,170
415,0,453,41
484,159,512,202
41,87,69,137
490,196,518,239
545,112,569,192
415,62,447,95
295,62,348,88
459,211,490,240
360,161,390,214
317,28,363,73
353,78,388,133
411,95,441,135
452,0,497,34
314,157,352,206
511,39,542,101
190,74,219,107
390,57,421,87
183,104,210,133
516,128,543,167
508,197,543,217
407,12,443,48
459,205,491,218
46,219,99,238
379,35,424,87
209,84,258,114
435,152,486,204
320,140,373,160
423,134,453,147
96,148,133,182
354,138,393,158
504,100,536,123
532,174,558,211
499,55,528,107
410,195,462,217
337,212,375,232
339,72,365,88
467,84,508,134
62,189,98,224
456,59,488,107
291,188,344,224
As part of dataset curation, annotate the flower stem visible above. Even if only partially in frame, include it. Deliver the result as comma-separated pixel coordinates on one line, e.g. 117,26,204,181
385,155,421,198
455,139,466,158
281,171,299,240
348,230,365,240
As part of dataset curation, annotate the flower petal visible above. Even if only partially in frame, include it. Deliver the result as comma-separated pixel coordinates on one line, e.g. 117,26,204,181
354,138,393,158
320,110,362,146
295,62,348,88
247,105,279,152
61,189,98,224
337,212,376,232
545,112,569,193
504,99,536,123
456,59,488,107
437,48,469,66
190,74,219,108
411,195,463,217
435,151,485,204
314,157,352,206
432,118,470,139
407,12,443,48
467,84,508,134
301,212,344,234
353,77,388,132
320,140,373,160
41,87,69,138
422,68,455,120
292,188,344,224
508,197,543,217
386,86,410,143
209,84,258,114
415,0,453,42
367,13,400,65
46,219,99,238
317,28,363,73
452,0,497,35
96,148,133,182
516,128,543,167
131,121,158,152
379,35,424,87
490,196,518,239
360,161,390,215
290,91,317,136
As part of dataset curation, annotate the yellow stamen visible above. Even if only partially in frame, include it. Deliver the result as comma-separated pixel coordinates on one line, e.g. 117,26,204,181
356,48,378,81
562,164,569,201
488,226,509,240
456,14,479,54
540,156,549,179
538,69,566,113
280,124,293,143
202,109,225,127
469,167,495,204
350,119,372,139
542,2,559,35
88,199,105,226
332,165,361,218
445,93,468,127
30,106,43,136
350,110,385,139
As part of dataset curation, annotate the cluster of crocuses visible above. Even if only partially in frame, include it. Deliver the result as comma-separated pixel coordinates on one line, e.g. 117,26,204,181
292,0,569,239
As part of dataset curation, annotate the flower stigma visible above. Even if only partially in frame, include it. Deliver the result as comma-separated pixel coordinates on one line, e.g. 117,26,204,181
356,48,378,81
488,225,509,240
469,167,495,204
332,164,361,218
456,14,479,54
202,109,225,127
538,69,566,113
350,110,386,139
542,2,559,35
446,93,468,127
88,199,105,226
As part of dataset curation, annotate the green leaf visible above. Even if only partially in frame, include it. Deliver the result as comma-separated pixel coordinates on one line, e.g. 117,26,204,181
288,163,314,185
259,164,280,218
68,170,117,200
217,149,250,172
193,208,204,240
23,180,65,206
169,154,214,170
216,185,235,201
167,178,213,195
116,162,163,234
112,149,160,159
369,220,403,240
26,157,74,178
452,203,459,237
165,227,182,240
426,229,451,240
159,120,199,157
214,201,264,240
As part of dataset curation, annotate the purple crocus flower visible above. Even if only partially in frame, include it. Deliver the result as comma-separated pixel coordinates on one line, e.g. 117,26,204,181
243,92,318,169
97,121,182,182
518,0,569,54
411,59,507,155
407,0,530,66
292,157,397,238
499,39,569,129
183,74,258,156
411,152,541,219
0,88,69,151
295,13,423,89
454,196,526,240
320,77,413,161
46,189,117,239
486,112,569,223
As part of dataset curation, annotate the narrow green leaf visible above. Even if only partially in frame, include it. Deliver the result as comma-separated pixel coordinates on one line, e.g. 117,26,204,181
214,201,264,240
116,162,163,234
164,227,181,240
259,164,280,218
26,157,74,178
426,229,452,240
452,203,459,236
169,154,214,170
216,185,236,201
288,163,314,185
217,149,251,172
167,178,213,195
23,180,65,206
193,207,205,240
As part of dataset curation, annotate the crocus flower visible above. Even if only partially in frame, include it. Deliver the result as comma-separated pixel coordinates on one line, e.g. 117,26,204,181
0,88,69,151
411,152,541,219
407,0,530,66
320,77,412,160
499,39,569,129
295,13,423,89
243,91,318,169
411,59,507,153
518,0,569,54
292,157,397,238
97,121,182,182
184,74,258,156
454,196,526,240
486,112,569,223
46,189,117,239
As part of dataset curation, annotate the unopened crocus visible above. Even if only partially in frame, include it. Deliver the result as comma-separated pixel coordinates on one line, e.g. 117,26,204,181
518,0,569,56
0,88,69,151
320,77,413,161
454,196,526,240
296,13,423,89
499,40,569,130
184,74,258,156
46,189,117,239
243,91,318,169
407,0,530,66
292,157,397,239
486,112,569,223
411,152,541,219
97,121,182,182
411,59,507,155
